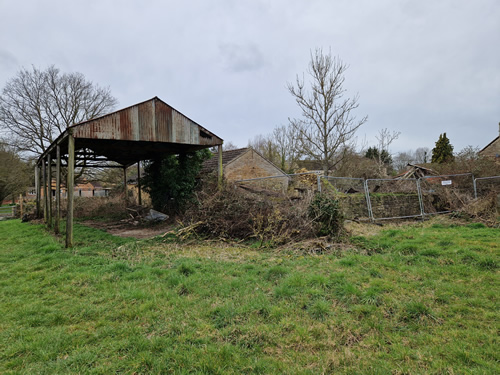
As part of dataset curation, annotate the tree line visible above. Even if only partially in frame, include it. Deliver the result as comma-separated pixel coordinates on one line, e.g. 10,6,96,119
0,52,497,204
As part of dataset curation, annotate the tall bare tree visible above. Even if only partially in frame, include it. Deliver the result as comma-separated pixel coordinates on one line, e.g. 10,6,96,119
372,128,400,176
0,65,117,157
247,134,278,164
272,124,299,172
288,49,367,175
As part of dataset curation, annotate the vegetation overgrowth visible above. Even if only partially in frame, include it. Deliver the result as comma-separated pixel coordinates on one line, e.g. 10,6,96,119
142,150,211,214
0,218,498,374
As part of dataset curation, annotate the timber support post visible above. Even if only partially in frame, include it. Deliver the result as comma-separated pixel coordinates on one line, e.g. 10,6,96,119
42,160,48,223
66,133,75,248
123,166,128,205
218,144,223,190
55,145,61,234
35,165,41,218
137,161,142,206
47,154,52,228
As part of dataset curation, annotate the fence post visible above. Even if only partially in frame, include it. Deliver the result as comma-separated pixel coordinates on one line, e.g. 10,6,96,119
416,178,425,218
472,175,477,199
364,179,374,222
317,175,322,193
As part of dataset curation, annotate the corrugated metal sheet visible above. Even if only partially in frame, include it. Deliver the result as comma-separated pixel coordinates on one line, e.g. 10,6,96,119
72,97,222,146
38,97,223,166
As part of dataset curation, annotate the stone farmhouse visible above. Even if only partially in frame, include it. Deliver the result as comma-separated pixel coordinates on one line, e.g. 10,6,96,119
201,147,289,189
479,123,500,163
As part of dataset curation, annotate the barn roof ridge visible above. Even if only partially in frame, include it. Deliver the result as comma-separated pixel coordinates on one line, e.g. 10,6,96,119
37,96,223,166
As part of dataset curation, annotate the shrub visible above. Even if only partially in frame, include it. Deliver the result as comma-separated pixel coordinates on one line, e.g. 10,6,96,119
182,179,317,244
308,193,344,238
142,150,211,214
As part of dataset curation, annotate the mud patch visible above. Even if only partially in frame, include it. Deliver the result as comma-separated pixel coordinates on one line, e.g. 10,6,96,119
80,220,173,239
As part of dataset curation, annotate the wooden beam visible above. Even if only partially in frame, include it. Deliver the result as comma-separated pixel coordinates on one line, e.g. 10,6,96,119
35,165,41,218
42,160,48,223
47,154,52,228
123,167,128,205
66,133,75,248
137,161,142,206
218,144,223,190
55,145,61,235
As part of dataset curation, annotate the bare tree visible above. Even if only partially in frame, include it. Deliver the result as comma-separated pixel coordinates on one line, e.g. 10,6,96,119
272,125,299,172
0,65,117,157
414,147,430,164
247,134,278,164
288,49,367,176
222,141,239,151
393,151,414,172
373,128,400,176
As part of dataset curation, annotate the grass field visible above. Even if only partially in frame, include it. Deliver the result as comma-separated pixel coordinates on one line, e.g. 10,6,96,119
0,218,498,374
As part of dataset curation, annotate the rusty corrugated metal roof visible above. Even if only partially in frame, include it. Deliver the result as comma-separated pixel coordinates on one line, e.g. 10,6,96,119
39,97,223,166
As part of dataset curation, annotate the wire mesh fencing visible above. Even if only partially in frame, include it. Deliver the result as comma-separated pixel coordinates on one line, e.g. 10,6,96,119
232,171,500,222
320,176,370,220
365,178,423,220
474,176,500,198
419,173,475,215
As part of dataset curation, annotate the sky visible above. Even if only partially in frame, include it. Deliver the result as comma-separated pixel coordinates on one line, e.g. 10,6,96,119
1,0,499,155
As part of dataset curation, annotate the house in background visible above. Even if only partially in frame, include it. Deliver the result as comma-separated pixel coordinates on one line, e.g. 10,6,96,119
479,123,500,163
25,179,111,201
202,147,289,189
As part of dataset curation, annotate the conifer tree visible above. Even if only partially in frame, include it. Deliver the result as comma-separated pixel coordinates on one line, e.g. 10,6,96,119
431,133,454,163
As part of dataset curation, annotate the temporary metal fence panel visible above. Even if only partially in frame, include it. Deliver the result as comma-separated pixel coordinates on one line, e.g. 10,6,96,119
474,176,500,198
320,176,370,220
365,178,423,221
419,173,475,215
234,171,498,221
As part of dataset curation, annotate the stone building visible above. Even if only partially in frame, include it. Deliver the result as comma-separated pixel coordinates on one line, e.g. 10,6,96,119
202,147,288,189
479,123,500,163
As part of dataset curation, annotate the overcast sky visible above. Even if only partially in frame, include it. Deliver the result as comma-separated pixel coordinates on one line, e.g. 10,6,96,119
1,0,499,154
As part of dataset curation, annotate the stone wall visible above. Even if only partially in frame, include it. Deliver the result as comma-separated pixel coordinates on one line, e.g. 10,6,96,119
339,193,422,220
480,137,500,162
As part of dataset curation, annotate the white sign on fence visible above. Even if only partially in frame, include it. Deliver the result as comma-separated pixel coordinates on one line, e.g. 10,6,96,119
441,180,452,186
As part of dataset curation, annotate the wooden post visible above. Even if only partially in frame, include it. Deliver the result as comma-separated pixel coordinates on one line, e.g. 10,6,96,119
66,134,75,248
55,145,61,235
218,144,223,190
137,161,142,206
19,194,23,218
47,154,52,228
123,166,128,205
35,165,41,218
42,160,48,223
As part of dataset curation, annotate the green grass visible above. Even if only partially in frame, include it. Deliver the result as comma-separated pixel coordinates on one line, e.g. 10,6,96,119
0,219,498,374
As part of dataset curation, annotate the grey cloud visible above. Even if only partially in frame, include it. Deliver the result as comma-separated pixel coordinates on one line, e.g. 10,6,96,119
219,43,266,73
